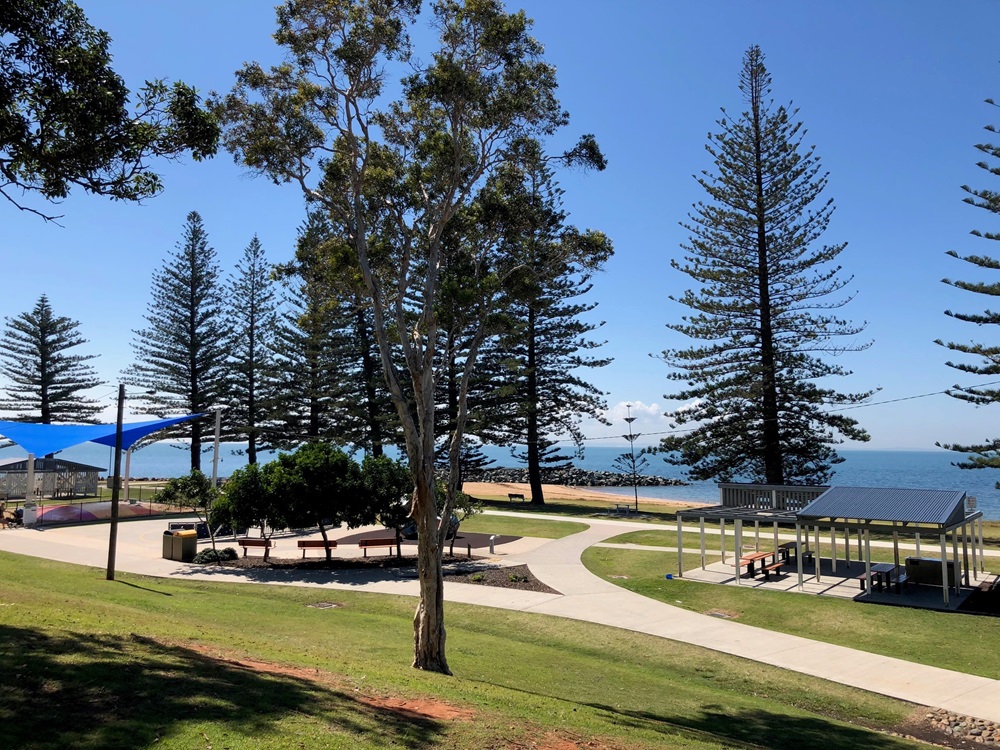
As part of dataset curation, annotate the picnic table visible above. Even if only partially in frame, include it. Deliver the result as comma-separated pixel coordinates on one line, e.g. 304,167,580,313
738,550,774,577
858,563,908,593
611,503,635,516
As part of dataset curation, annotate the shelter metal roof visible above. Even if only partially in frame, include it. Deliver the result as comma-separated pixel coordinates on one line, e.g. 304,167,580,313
798,486,967,527
677,504,800,525
0,457,104,472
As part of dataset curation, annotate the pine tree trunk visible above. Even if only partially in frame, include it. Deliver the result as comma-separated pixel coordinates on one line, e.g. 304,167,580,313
526,307,545,504
750,58,784,486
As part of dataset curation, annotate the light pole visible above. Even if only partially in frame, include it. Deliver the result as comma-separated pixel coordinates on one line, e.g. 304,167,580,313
105,384,125,581
211,405,226,489
623,404,640,513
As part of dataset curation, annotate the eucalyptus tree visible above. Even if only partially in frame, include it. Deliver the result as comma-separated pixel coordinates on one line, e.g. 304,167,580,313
126,211,230,471
226,234,277,464
1,0,217,220
660,45,874,486
936,96,1000,477
0,294,104,423
216,0,598,673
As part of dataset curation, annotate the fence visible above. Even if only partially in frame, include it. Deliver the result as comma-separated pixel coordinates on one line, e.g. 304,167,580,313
718,483,827,511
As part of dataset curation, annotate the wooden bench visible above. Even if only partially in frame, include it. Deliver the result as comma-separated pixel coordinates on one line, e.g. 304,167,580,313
761,561,784,581
297,539,338,558
237,538,274,557
358,537,398,557
508,493,526,503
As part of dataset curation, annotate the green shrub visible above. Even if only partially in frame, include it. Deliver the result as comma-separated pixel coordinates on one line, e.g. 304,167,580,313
193,547,238,564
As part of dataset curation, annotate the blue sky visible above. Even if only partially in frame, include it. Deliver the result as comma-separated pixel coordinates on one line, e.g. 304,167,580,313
3,1,1000,451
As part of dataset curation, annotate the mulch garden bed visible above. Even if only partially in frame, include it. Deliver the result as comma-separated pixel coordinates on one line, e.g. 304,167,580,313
210,554,560,594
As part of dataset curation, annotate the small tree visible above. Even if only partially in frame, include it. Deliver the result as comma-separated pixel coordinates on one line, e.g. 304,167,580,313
279,443,366,563
214,463,287,559
156,470,220,548
0,294,104,423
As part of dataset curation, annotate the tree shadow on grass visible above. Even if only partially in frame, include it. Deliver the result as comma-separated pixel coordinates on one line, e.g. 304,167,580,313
0,625,447,749
581,701,917,750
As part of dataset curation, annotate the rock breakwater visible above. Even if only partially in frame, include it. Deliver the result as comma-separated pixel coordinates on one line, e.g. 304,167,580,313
465,467,686,487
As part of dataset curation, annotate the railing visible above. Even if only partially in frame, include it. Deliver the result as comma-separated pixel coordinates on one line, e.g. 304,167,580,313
718,483,827,511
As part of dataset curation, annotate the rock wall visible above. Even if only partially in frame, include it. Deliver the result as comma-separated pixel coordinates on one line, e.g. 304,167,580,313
464,467,687,487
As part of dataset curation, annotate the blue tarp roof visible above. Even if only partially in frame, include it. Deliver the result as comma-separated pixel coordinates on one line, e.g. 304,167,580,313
0,415,206,456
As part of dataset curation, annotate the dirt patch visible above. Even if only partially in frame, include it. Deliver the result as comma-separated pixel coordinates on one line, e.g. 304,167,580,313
357,696,475,722
505,730,623,749
443,563,561,594
174,639,475,724
704,608,740,620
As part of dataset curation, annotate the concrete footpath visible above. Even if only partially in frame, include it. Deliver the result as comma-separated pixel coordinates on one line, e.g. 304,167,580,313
1,512,999,723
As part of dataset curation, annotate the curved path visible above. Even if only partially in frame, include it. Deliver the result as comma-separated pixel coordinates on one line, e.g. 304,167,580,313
1,511,998,723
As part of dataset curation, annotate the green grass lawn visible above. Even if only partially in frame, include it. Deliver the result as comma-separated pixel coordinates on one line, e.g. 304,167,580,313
0,551,933,749
583,545,1000,679
460,513,587,538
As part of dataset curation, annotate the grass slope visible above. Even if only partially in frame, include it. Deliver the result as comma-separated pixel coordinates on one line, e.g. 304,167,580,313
583,545,1000,678
0,552,931,749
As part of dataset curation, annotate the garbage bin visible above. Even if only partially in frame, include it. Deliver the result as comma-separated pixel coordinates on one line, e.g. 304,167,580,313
163,530,175,560
172,529,198,563
22,502,37,527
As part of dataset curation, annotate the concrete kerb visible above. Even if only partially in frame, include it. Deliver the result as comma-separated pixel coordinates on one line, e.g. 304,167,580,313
1,510,999,723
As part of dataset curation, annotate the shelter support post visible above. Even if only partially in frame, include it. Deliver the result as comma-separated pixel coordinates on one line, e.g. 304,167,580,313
831,526,837,574
971,521,978,581
676,515,683,579
915,532,921,557
26,453,34,505
940,534,949,606
844,527,850,565
772,522,778,553
962,523,970,587
720,519,726,564
892,530,900,578
864,528,872,597
814,525,821,583
699,517,706,570
952,531,960,597
734,519,743,585
754,520,760,550
795,523,803,591
979,519,985,573
857,529,862,561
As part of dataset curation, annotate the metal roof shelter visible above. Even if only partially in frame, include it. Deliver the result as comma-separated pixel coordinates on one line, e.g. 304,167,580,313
674,483,986,607
799,486,968,528
0,456,104,499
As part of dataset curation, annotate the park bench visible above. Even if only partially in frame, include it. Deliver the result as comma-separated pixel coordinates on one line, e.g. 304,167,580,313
297,539,338,558
237,538,274,557
358,537,398,557
508,493,526,503
761,561,784,581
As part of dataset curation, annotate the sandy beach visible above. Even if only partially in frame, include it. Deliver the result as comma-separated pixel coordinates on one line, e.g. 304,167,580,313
462,481,695,509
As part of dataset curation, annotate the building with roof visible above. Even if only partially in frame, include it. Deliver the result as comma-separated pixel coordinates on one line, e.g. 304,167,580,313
0,456,103,500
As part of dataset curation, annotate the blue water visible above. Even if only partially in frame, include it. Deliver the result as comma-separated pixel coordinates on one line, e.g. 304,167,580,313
8,442,999,519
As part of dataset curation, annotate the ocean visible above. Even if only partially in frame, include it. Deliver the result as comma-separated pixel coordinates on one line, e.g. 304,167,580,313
9,442,999,520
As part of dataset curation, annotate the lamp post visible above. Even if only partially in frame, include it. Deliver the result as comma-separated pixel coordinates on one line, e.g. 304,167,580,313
105,384,125,581
211,405,226,489
623,404,640,513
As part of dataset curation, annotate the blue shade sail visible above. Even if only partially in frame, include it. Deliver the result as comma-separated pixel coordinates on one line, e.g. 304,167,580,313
0,414,206,456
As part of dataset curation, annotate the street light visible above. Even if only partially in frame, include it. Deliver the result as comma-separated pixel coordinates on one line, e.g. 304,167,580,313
623,404,640,513
210,405,228,489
